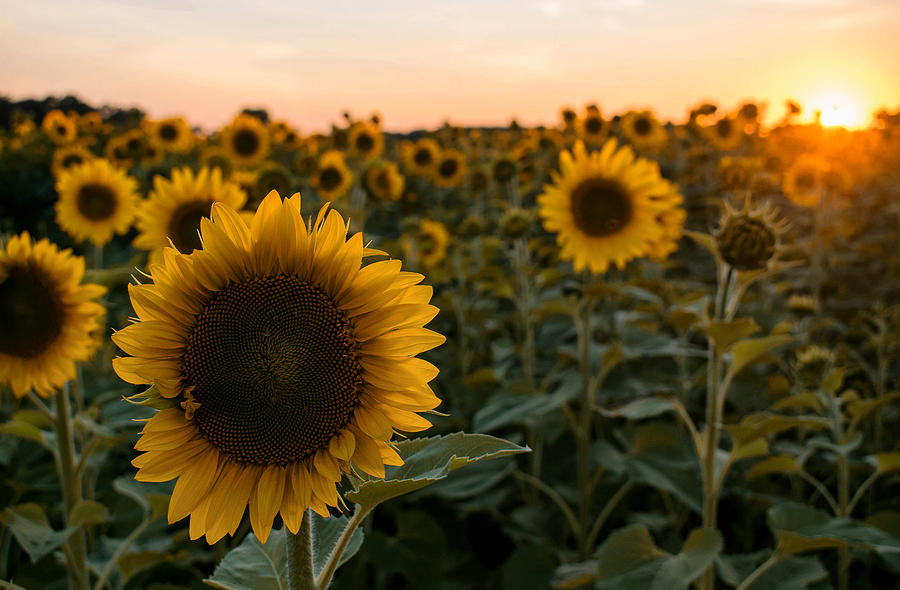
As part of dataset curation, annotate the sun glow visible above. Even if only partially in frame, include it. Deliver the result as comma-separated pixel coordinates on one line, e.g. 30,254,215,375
808,90,868,129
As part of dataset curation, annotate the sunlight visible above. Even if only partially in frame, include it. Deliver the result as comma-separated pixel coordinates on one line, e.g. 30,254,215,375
808,89,868,128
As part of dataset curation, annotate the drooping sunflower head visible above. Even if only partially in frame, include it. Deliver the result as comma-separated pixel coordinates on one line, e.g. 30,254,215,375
348,122,385,162
782,154,824,208
364,161,405,201
113,192,444,544
621,110,668,153
52,143,96,177
538,139,685,274
714,199,788,271
433,149,467,188
402,138,441,177
134,166,247,257
148,117,194,154
313,150,354,200
221,114,271,167
55,158,140,246
42,110,78,145
0,233,106,398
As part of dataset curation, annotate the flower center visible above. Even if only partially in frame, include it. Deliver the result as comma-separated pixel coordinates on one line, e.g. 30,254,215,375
76,183,119,221
795,171,816,193
319,167,343,192
414,148,432,167
167,200,213,254
183,275,362,465
159,123,178,141
438,158,458,179
569,177,634,238
62,154,84,169
56,125,68,137
585,116,604,135
716,119,732,139
633,117,652,136
0,265,64,358
355,133,375,153
232,129,261,157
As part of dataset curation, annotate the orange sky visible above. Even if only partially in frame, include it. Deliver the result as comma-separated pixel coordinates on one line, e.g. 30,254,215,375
2,0,899,132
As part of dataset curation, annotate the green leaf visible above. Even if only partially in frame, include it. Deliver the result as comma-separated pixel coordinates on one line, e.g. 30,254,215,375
728,335,792,377
0,503,74,563
623,425,702,514
0,420,48,446
473,390,571,432
684,230,721,262
311,512,364,579
745,455,800,480
649,528,722,590
345,432,529,509
717,553,828,590
730,438,769,462
725,413,829,447
600,397,679,421
875,452,900,475
705,318,760,351
846,391,900,420
69,500,110,528
204,527,287,590
595,524,666,581
113,475,170,519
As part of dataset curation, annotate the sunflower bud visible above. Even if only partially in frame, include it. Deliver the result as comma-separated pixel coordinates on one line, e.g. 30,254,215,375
499,208,532,239
715,200,785,271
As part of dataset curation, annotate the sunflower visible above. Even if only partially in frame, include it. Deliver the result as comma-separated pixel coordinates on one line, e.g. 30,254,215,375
578,111,609,146
404,219,450,267
402,138,440,177
269,120,302,149
221,114,270,167
348,122,385,162
433,149,467,188
782,154,823,207
201,146,234,177
704,116,744,151
52,143,95,177
148,117,194,154
112,191,444,544
621,110,668,153
0,233,106,398
538,139,685,274
42,110,77,145
313,150,354,200
134,167,247,257
105,129,152,169
55,159,140,246
364,161,405,201
251,162,293,210
78,112,105,135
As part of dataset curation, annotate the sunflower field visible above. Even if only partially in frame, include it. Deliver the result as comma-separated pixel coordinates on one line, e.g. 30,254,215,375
0,96,899,590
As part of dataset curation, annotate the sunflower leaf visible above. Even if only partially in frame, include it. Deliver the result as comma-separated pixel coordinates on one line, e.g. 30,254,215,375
345,432,529,509
204,528,288,590
0,503,75,564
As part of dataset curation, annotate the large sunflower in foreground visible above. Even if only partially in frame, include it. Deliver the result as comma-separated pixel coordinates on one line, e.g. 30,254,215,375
538,139,684,274
134,167,247,258
55,159,140,246
112,191,444,544
221,114,270,167
0,233,106,397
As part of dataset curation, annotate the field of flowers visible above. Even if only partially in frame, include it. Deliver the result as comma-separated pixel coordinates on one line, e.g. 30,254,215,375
0,95,898,590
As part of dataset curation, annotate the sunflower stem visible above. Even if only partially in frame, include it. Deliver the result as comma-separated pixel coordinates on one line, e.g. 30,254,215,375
575,281,597,560
286,510,316,590
315,503,370,590
55,382,90,590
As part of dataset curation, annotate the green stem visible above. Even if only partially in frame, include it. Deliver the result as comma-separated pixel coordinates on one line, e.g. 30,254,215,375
93,517,151,590
575,290,596,560
735,553,780,590
286,510,315,590
513,237,536,385
584,480,634,551
315,504,371,590
513,471,580,540
847,472,879,516
55,383,89,590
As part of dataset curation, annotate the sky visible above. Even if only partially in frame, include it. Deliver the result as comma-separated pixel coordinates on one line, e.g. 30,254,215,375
2,0,899,132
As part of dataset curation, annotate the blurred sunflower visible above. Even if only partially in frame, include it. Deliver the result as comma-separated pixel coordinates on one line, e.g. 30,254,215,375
148,117,194,154
538,139,684,274
364,161,405,201
78,112,104,135
112,192,443,544
704,116,744,151
404,219,450,267
560,107,578,132
578,111,608,146
402,138,440,177
221,114,270,167
42,110,77,145
313,150,354,200
491,156,518,184
434,149,467,188
134,167,247,257
621,110,668,153
105,129,151,169
0,233,106,398
782,155,823,207
269,120,302,149
55,159,140,246
201,146,234,177
251,162,293,210
52,143,95,177
348,122,385,162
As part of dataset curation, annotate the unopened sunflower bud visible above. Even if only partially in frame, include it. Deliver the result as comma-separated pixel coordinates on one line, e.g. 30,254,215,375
499,208,532,239
715,200,786,271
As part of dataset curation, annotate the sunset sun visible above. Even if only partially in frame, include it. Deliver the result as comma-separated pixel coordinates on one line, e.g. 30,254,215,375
809,90,867,128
